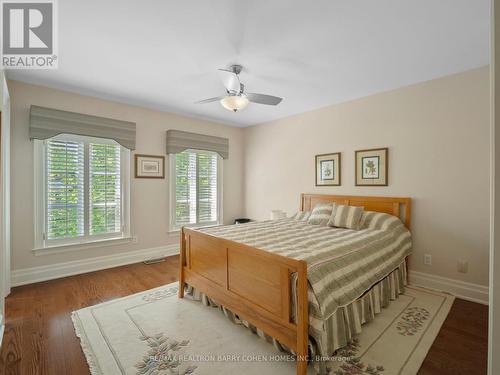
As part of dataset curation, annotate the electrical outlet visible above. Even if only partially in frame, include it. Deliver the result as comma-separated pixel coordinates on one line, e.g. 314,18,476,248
423,254,432,266
457,260,468,273
132,236,138,244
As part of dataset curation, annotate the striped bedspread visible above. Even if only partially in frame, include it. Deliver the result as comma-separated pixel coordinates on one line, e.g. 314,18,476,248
199,211,412,320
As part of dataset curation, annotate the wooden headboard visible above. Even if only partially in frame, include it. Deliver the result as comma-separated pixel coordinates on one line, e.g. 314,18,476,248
301,194,412,229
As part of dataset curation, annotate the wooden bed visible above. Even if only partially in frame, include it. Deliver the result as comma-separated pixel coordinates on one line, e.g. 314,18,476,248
178,194,411,375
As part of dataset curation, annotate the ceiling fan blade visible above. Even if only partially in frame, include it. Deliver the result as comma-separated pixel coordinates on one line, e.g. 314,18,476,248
246,93,283,105
195,96,225,104
218,69,240,93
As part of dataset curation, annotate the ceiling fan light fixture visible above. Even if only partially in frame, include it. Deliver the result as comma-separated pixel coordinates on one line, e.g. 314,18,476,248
220,95,249,112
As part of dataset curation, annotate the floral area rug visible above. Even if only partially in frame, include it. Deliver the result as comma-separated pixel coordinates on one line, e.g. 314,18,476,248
72,283,453,375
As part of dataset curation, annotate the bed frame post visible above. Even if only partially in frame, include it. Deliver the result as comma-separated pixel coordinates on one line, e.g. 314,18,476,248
296,260,308,375
178,226,186,298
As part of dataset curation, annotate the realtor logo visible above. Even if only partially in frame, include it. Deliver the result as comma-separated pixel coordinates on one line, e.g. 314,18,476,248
1,0,58,69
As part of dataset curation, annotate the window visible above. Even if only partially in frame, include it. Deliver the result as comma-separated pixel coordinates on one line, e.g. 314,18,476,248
35,134,130,248
170,149,221,230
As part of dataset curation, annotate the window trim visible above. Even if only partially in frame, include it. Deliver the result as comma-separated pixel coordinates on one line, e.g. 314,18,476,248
34,135,131,250
32,236,133,256
168,149,223,232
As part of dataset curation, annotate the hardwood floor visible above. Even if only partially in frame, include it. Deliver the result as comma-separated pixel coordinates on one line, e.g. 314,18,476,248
418,298,488,375
0,256,488,375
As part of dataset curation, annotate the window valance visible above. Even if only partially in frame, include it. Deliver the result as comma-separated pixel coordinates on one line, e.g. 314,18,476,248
166,129,229,159
29,105,136,150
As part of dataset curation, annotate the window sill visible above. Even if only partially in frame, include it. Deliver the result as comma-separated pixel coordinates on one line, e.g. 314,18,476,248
32,236,133,256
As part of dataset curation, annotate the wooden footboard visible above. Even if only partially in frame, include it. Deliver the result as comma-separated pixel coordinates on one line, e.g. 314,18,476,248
179,226,309,375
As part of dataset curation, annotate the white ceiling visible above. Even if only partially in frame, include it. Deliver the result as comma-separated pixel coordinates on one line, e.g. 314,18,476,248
7,0,490,127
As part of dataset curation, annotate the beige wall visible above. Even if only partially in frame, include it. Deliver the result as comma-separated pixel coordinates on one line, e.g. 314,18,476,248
9,80,244,270
243,66,490,286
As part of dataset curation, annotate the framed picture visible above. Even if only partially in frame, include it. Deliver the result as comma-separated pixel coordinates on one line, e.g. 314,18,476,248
355,147,388,186
315,153,341,186
135,154,165,179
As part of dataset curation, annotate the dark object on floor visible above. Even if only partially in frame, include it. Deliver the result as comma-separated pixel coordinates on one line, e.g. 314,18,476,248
234,218,251,224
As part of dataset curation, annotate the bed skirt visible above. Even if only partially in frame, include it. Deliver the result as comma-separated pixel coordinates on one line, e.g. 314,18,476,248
185,260,407,373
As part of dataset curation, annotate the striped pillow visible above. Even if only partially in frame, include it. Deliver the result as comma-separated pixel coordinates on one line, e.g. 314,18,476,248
359,211,403,231
291,211,311,221
308,203,334,225
328,204,364,230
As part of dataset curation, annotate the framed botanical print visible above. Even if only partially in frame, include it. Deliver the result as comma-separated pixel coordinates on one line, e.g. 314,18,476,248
315,152,341,186
135,154,165,179
355,147,388,186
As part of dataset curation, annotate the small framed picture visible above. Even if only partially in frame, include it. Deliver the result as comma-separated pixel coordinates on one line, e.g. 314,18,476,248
355,148,388,186
315,153,341,186
135,154,165,179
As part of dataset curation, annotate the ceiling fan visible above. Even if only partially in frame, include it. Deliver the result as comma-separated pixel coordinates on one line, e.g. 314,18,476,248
195,64,283,112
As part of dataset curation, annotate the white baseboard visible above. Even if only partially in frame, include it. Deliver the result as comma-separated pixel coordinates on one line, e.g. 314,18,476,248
11,244,180,287
409,270,489,305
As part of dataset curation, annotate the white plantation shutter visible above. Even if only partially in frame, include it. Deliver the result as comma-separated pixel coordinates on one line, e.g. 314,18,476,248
89,143,121,235
197,152,218,223
46,140,85,239
174,151,197,226
38,134,128,247
173,150,219,228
